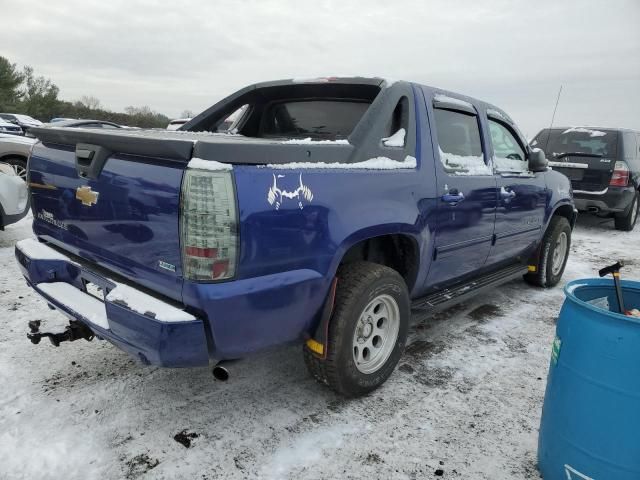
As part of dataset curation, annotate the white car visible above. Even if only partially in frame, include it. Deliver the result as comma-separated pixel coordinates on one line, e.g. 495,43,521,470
166,118,191,130
0,162,29,229
0,118,23,136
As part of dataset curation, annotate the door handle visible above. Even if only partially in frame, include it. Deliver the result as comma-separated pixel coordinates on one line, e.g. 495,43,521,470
442,190,465,203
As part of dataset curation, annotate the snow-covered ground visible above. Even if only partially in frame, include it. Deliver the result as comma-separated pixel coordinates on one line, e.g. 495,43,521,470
1,214,638,480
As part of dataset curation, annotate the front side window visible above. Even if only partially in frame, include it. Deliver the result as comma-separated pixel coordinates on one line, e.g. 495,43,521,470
434,108,490,175
489,119,527,173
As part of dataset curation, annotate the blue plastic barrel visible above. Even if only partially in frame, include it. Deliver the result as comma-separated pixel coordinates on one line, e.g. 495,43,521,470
538,278,640,479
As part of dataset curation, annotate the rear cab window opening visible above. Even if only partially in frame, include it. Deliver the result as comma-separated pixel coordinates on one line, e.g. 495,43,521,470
196,82,381,141
432,100,490,176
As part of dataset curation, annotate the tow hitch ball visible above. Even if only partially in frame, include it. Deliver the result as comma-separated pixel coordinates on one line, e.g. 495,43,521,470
27,320,95,347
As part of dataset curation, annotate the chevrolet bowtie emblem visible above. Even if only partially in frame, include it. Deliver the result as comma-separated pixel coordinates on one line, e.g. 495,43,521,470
76,186,99,206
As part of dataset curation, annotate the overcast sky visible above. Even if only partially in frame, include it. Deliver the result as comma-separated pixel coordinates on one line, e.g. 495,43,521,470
1,0,639,136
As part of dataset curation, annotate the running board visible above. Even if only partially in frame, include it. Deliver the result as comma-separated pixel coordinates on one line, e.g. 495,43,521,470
412,263,529,313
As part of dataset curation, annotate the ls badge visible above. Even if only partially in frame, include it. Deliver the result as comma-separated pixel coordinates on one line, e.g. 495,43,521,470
76,186,99,206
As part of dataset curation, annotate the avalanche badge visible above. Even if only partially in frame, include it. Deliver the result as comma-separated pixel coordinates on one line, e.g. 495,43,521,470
76,186,99,206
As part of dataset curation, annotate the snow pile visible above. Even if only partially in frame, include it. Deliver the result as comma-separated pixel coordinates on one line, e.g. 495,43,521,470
106,284,196,322
16,238,77,264
267,155,416,170
38,282,109,329
439,149,491,175
187,157,233,171
281,138,349,145
434,93,474,110
382,128,406,147
562,127,607,137
494,156,527,173
548,161,588,169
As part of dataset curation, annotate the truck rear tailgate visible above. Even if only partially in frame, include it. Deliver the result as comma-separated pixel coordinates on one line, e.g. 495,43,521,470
548,154,614,192
28,133,191,302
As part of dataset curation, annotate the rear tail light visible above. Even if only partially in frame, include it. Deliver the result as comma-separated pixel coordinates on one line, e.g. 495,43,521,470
181,168,238,280
610,161,630,187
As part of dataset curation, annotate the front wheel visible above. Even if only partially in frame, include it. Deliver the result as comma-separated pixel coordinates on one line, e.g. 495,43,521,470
525,216,571,288
5,156,27,180
614,191,639,231
304,262,409,397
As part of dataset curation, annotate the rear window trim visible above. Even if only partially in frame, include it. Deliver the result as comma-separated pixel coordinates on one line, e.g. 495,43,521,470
433,99,478,116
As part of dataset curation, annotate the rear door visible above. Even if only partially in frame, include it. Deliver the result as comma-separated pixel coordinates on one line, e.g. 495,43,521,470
424,93,498,287
486,115,547,265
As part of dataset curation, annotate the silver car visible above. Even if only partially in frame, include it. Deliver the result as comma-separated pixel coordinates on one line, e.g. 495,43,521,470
0,133,37,180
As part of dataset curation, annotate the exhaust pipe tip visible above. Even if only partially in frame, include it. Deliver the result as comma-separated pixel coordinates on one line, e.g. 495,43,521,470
212,365,230,382
587,206,600,213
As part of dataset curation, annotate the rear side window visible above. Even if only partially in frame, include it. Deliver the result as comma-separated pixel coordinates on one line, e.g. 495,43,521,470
261,100,369,139
622,131,638,161
488,119,527,173
433,108,490,175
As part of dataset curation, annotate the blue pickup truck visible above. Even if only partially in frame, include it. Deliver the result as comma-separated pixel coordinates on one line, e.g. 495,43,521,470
16,77,576,396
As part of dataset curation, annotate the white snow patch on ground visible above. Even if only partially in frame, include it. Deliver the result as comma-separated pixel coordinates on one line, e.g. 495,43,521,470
1,215,640,479
562,127,607,137
187,157,233,171
382,128,406,147
106,284,195,322
267,155,416,170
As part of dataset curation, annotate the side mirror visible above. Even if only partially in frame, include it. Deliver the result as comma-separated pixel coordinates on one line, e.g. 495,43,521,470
528,148,548,172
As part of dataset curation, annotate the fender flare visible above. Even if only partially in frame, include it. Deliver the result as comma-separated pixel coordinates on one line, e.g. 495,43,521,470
305,224,422,359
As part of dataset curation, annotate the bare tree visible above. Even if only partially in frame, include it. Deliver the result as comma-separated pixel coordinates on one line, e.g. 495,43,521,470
79,95,101,110
180,109,195,118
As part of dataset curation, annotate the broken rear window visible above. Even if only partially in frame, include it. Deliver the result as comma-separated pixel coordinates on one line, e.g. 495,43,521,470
261,100,369,139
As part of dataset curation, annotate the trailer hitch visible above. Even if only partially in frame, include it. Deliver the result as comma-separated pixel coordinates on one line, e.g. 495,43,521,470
27,320,95,347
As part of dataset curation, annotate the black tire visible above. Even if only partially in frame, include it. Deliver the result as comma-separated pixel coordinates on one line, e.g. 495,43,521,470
614,191,639,231
5,156,27,181
303,262,410,397
524,216,571,288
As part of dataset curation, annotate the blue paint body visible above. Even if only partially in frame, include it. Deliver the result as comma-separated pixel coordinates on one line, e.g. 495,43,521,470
538,279,640,480
17,82,574,366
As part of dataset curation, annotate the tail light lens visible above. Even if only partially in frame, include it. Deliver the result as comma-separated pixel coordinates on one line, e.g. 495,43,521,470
610,161,630,187
181,168,238,280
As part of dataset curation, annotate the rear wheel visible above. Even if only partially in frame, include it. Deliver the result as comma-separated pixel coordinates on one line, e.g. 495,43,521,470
303,262,409,397
614,191,639,231
525,216,571,288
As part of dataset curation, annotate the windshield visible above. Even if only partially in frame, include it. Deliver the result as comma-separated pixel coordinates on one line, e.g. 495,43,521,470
13,114,41,124
532,127,618,158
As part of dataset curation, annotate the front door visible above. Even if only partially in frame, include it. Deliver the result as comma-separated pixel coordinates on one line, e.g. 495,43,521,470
485,116,547,265
425,97,498,288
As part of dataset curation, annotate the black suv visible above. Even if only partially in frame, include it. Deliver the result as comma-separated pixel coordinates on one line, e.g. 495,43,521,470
532,127,640,231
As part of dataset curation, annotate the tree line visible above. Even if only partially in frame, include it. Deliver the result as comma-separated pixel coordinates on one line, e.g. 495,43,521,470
0,56,183,128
